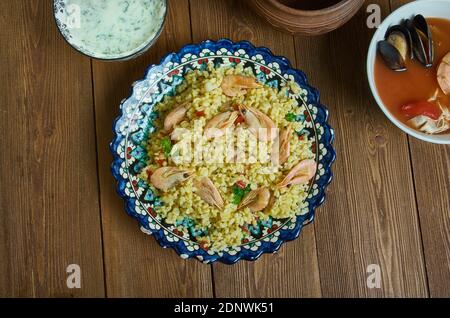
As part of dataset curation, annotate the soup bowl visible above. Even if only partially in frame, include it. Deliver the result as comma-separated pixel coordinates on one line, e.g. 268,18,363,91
367,0,450,145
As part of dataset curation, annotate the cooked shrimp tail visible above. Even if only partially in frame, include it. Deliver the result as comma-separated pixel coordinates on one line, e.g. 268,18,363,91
277,159,317,188
204,111,239,139
221,75,262,97
238,104,277,142
194,177,224,210
238,187,271,212
150,166,193,192
279,126,291,165
163,102,189,133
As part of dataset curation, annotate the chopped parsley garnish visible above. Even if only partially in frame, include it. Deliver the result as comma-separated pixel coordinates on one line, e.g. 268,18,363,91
285,113,296,122
161,137,172,157
232,183,251,205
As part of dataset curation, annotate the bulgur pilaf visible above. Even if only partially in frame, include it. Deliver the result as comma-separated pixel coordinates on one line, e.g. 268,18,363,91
140,63,316,251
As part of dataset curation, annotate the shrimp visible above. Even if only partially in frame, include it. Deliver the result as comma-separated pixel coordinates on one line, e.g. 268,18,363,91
276,159,317,189
408,106,450,134
437,52,450,95
238,187,271,212
238,104,277,142
150,166,193,192
270,126,291,166
204,111,239,139
221,75,262,97
163,102,189,133
194,177,224,210
277,126,292,165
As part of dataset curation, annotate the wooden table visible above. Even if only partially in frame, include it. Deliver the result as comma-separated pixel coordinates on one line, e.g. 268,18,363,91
1,0,448,298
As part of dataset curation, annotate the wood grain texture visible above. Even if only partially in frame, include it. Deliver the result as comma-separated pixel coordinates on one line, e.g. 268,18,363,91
0,1,105,296
409,141,450,297
294,0,428,297
92,0,213,297
1,0,448,298
189,0,322,298
390,0,450,298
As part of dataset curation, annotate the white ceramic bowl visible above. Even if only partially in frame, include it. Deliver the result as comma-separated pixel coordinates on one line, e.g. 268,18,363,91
367,0,450,144
53,0,167,61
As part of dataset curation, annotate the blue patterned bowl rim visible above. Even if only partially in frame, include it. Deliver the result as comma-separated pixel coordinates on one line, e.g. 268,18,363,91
110,39,336,264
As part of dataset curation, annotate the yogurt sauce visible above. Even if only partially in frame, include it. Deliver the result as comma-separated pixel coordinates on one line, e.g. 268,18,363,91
60,0,166,59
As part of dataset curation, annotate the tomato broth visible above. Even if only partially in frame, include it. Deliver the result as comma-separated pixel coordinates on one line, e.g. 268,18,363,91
374,18,450,132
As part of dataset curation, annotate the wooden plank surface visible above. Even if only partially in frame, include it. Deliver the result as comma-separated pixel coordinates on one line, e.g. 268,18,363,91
0,0,105,296
92,0,213,297
294,0,428,297
189,0,322,298
409,141,450,297
1,0,448,298
390,0,450,298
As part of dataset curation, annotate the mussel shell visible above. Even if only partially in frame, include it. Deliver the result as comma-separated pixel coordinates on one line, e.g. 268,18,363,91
407,15,434,67
414,14,434,66
414,14,431,39
387,32,408,61
377,40,407,72
385,24,413,60
406,19,427,65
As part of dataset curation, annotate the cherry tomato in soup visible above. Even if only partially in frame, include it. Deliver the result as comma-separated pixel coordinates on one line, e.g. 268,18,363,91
400,101,441,120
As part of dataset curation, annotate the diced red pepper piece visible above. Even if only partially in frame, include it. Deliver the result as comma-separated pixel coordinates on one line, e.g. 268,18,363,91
236,180,246,189
240,226,249,233
195,110,205,117
156,159,165,166
400,101,441,120
234,114,245,125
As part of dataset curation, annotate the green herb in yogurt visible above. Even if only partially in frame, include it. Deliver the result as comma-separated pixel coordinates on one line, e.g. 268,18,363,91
63,0,165,59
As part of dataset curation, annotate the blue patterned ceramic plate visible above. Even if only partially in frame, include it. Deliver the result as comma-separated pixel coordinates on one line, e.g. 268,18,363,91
111,39,335,264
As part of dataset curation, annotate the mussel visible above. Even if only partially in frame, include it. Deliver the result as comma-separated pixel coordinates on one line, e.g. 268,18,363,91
387,25,413,60
377,14,434,71
377,41,405,71
377,25,411,71
410,14,434,67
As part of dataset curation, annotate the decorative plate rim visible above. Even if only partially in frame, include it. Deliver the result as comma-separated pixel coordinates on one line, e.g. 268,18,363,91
110,39,336,264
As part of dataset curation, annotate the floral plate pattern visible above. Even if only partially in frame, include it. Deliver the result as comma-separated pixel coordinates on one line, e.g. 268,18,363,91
111,39,335,264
